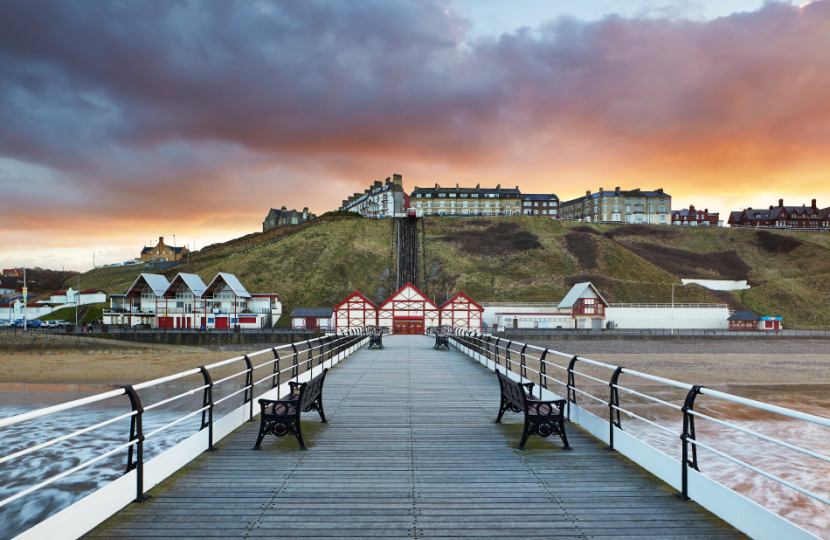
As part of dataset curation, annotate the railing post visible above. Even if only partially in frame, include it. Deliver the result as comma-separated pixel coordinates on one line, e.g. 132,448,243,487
494,338,501,366
123,384,149,502
520,344,527,379
566,356,578,421
677,385,704,500
291,343,299,383
539,349,548,398
243,354,254,422
606,366,624,451
505,341,513,371
198,366,218,451
270,348,280,390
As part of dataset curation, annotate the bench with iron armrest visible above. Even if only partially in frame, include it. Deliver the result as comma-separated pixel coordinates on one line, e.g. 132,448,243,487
368,331,384,349
434,333,450,350
495,370,570,451
253,368,328,450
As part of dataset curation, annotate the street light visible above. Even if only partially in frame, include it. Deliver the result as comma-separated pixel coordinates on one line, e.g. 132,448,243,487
16,267,32,332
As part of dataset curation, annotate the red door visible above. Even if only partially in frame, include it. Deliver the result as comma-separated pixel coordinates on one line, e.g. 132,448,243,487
158,317,174,329
305,317,318,330
215,317,229,329
200,317,206,329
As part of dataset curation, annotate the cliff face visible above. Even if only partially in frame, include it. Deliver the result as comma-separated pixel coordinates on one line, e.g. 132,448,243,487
72,217,830,329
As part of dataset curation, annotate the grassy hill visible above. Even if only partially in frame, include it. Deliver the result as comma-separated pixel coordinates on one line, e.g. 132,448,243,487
70,217,830,328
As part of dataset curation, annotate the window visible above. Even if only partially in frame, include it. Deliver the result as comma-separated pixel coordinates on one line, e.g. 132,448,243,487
471,194,478,198
461,194,467,198
449,193,456,197
524,201,531,206
439,193,446,197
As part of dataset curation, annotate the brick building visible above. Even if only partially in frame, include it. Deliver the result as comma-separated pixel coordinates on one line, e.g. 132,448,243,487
671,205,720,226
138,237,188,263
520,193,559,218
728,199,830,228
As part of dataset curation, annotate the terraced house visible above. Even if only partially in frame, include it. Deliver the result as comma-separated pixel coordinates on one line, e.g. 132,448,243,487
728,199,830,228
559,187,671,224
262,206,315,232
410,184,522,216
340,174,408,218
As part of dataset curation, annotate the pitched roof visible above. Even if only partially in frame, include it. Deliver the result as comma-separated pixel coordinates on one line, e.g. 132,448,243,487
165,273,208,297
379,282,439,310
334,290,378,310
126,274,170,297
439,291,484,311
291,307,334,318
205,273,251,298
558,282,608,309
728,310,758,321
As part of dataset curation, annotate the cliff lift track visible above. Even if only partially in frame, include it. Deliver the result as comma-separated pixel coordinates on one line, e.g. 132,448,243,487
394,216,422,291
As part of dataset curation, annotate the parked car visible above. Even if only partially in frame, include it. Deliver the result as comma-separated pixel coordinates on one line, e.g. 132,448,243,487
0,320,13,327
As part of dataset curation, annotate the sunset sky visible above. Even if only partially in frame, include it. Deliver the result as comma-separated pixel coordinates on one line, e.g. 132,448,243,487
1,0,829,271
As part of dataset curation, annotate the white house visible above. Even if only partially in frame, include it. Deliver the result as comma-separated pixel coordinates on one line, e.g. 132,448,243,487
103,273,282,329
0,300,55,323
291,308,334,331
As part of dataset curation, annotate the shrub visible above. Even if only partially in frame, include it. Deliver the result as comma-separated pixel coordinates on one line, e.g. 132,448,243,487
605,224,679,240
755,231,802,254
621,242,752,280
563,233,600,271
437,222,543,256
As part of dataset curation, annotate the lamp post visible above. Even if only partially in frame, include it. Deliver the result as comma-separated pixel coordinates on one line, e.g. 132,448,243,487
17,267,29,332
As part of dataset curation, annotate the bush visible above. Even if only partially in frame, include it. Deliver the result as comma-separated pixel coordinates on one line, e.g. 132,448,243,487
437,222,543,256
621,242,751,280
755,231,802,254
605,224,679,240
563,233,600,271
320,210,363,218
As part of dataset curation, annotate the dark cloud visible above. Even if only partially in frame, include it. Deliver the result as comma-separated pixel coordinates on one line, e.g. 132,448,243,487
1,0,830,268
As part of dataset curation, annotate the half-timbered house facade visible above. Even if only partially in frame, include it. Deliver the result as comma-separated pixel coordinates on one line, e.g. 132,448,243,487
439,292,484,330
334,291,378,330
378,283,440,334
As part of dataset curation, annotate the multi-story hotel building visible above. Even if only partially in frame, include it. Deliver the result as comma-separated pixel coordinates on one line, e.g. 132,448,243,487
340,174,408,218
559,187,671,224
409,184,522,216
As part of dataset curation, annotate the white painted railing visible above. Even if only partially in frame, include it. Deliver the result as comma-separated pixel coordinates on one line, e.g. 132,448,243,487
0,329,370,540
448,330,828,540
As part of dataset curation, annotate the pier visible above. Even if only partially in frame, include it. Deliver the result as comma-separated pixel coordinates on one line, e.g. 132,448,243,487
82,336,743,539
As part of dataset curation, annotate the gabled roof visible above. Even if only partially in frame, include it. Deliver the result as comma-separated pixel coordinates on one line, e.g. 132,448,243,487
440,291,484,311
728,310,758,321
79,289,105,294
164,273,208,298
125,274,170,297
379,282,439,310
291,307,334,318
334,290,378,310
205,273,251,298
558,282,608,309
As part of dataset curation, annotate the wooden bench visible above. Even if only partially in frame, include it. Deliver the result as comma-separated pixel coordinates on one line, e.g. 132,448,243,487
495,370,570,451
253,368,328,450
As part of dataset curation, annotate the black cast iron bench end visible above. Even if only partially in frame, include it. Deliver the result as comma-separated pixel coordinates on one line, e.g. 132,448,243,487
495,370,571,451
253,368,328,451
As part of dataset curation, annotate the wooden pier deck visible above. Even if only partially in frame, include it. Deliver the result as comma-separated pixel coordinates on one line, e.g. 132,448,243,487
85,335,746,539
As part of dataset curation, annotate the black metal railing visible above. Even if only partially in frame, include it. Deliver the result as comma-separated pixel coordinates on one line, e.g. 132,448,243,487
0,328,371,520
446,328,830,507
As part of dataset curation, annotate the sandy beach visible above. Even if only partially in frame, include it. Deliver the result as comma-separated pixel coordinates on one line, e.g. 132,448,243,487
0,333,309,385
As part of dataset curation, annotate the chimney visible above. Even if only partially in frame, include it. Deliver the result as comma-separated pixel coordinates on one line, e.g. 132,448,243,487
599,187,604,194
303,207,309,213
159,236,164,244
393,174,402,186
615,187,620,193
704,208,708,214
656,188,663,194
435,183,440,189
342,200,348,207
496,184,501,189
586,190,591,196
779,199,784,207
812,199,817,208
769,206,774,210
374,180,382,188
689,205,695,212
281,206,287,211
385,177,391,184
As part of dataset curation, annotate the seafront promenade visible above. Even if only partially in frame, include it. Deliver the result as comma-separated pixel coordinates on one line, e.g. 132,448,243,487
83,335,744,539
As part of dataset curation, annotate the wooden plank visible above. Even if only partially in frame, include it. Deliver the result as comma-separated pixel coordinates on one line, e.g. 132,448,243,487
83,335,747,540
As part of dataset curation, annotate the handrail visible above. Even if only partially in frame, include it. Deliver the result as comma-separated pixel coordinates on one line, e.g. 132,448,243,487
446,327,830,518
0,327,371,528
